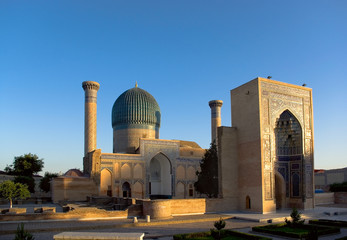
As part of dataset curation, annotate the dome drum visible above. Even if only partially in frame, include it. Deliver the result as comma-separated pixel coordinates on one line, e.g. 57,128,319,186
112,86,161,153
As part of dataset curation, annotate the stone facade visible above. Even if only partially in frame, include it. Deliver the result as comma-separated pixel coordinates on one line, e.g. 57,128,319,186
53,77,315,214
83,138,203,200
53,82,205,203
218,77,314,213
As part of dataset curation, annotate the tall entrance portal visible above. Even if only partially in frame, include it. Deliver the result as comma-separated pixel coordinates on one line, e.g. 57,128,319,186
149,153,172,199
275,110,304,209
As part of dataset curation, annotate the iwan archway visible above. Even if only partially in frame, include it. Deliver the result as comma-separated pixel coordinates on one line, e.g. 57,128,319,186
274,110,304,209
149,153,172,199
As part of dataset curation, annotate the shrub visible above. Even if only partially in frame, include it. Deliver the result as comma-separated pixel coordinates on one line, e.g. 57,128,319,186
330,181,347,192
285,208,305,226
309,219,347,228
211,218,226,239
14,223,35,240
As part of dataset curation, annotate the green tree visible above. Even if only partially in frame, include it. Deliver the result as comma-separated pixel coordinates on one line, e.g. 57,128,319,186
194,141,218,198
14,176,36,193
0,180,30,208
5,153,44,194
39,172,58,193
5,153,44,176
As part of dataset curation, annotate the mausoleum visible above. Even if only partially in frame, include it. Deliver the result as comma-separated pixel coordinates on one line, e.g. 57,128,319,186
52,77,314,214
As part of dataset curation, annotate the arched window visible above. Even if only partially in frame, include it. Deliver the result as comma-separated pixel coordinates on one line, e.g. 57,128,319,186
246,196,251,209
292,173,300,197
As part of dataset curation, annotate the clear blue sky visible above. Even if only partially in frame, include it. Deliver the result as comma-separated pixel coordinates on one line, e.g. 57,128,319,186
1,1,346,174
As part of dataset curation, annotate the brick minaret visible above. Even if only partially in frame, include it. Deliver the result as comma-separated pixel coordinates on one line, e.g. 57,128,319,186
82,81,100,156
209,100,223,144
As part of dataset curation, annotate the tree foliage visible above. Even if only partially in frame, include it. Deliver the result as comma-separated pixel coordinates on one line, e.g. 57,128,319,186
194,141,218,198
285,208,305,226
39,172,58,193
14,176,36,193
0,180,30,208
330,181,347,192
5,153,44,194
5,153,44,176
212,218,226,240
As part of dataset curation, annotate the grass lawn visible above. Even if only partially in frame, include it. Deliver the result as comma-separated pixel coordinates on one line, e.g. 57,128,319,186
173,230,271,240
252,223,340,238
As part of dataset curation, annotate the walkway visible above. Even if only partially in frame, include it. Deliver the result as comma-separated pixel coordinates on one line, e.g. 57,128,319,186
0,204,346,239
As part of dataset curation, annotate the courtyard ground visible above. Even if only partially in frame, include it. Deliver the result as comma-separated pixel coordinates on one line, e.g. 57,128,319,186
0,203,346,239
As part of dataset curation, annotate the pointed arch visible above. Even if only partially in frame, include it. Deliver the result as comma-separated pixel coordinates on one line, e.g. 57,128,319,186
272,108,303,128
176,165,185,179
121,163,131,179
274,109,304,209
100,168,112,196
149,152,172,199
150,152,172,173
133,164,143,179
275,110,303,157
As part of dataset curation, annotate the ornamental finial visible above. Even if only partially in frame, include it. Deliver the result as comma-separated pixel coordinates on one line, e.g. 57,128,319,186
135,81,138,88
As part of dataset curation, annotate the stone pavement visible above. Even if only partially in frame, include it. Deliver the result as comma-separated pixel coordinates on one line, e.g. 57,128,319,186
0,204,346,239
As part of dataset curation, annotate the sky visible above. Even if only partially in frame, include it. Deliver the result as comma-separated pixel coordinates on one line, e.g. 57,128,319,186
0,1,346,175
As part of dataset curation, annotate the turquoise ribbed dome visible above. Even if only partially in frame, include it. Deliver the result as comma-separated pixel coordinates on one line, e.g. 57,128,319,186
112,86,161,129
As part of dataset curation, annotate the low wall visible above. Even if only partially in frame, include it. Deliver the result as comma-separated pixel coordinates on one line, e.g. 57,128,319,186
170,199,206,215
315,193,334,205
0,207,128,221
52,176,98,203
143,199,207,219
335,192,347,204
142,198,243,218
54,232,144,240
206,198,238,212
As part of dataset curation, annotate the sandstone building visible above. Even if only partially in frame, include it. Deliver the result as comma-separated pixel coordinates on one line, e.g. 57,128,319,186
53,82,205,201
52,77,315,213
217,78,315,212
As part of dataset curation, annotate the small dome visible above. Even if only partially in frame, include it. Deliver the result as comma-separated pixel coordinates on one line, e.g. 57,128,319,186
112,86,161,129
64,169,84,177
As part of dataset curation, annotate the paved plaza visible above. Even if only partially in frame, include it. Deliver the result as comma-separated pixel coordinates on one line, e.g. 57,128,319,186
0,204,346,239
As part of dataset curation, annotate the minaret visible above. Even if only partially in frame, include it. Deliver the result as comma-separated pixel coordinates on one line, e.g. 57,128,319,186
82,81,100,156
209,100,223,144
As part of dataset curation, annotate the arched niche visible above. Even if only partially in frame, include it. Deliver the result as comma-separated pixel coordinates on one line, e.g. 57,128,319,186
176,182,185,199
274,110,304,209
122,181,131,198
100,168,112,197
133,181,143,199
176,165,185,179
275,110,303,157
121,163,131,179
187,166,196,180
133,164,143,179
149,152,172,199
